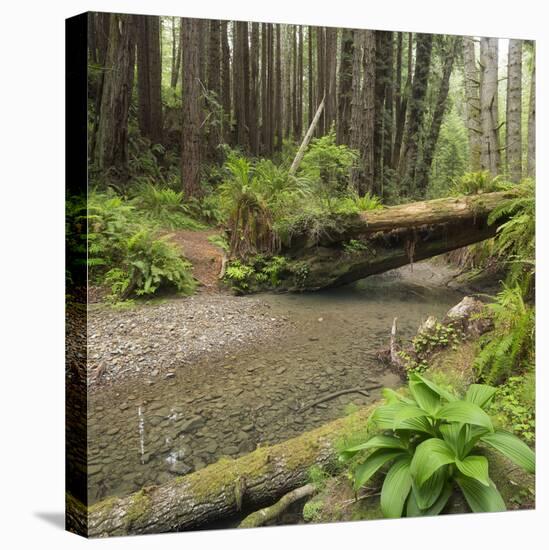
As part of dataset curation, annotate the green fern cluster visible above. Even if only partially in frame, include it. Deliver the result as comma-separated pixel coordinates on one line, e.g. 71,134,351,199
488,179,535,292
474,284,534,385
450,171,503,196
86,191,196,300
130,182,205,230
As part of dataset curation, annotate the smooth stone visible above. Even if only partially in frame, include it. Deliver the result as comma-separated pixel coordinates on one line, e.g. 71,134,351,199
177,416,205,434
238,440,255,454
169,462,192,475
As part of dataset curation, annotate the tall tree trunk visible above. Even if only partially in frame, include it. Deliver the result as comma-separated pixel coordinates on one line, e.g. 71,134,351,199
401,33,433,193
95,14,136,179
349,30,365,190
275,24,283,151
392,32,412,170
325,27,338,134
374,31,390,193
181,18,203,198
170,17,181,89
336,29,354,145
233,22,249,151
416,36,460,194
266,24,275,154
136,15,163,144
207,20,221,97
479,37,501,176
261,23,268,154
382,32,394,181
308,26,315,128
361,31,377,194
206,20,223,161
526,46,535,178
249,22,260,155
463,36,482,171
506,39,523,182
316,27,326,135
291,26,298,140
221,21,232,143
297,26,304,139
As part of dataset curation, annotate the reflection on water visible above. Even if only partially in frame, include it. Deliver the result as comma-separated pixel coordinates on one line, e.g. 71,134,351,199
87,265,464,504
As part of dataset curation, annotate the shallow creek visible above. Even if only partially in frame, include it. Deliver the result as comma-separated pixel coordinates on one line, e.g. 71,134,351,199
87,263,464,504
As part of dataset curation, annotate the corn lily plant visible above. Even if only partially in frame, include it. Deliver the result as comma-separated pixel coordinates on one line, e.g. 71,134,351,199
341,373,535,518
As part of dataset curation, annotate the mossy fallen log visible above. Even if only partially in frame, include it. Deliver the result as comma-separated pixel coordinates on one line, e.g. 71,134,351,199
82,404,376,537
275,190,517,290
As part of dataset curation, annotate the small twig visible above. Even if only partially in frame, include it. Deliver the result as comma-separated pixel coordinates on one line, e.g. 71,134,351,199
342,491,381,507
300,385,382,413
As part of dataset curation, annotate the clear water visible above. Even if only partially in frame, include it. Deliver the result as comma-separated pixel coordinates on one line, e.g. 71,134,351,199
87,264,464,504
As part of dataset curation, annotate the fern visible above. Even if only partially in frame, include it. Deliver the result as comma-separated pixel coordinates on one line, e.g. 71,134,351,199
474,284,535,384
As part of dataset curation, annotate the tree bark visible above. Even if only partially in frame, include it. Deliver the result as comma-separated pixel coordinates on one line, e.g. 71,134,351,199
297,26,304,139
416,36,460,194
170,17,181,89
506,39,523,182
463,36,482,171
221,21,232,142
349,30,365,191
325,27,338,133
95,14,136,179
180,18,203,198
382,32,394,181
336,28,354,145
84,404,378,536
233,21,250,151
400,33,433,193
526,46,535,178
360,31,376,194
316,26,326,135
308,26,315,128
392,33,412,170
479,37,501,176
136,15,163,144
275,24,283,151
249,22,260,155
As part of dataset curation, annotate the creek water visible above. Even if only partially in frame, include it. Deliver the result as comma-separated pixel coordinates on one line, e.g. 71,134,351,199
87,263,464,504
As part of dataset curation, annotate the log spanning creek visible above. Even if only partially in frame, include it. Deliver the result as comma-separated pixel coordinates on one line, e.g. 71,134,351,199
86,262,465,504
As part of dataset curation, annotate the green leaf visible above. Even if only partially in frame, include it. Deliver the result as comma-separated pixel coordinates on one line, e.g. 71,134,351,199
407,482,453,517
411,466,448,510
395,415,436,435
465,384,497,408
436,401,494,431
455,455,490,486
411,373,457,402
393,405,430,430
344,435,407,454
353,449,405,490
410,438,455,487
456,475,506,513
481,430,535,474
440,423,466,456
380,457,412,518
382,388,414,405
409,379,441,415
370,404,406,430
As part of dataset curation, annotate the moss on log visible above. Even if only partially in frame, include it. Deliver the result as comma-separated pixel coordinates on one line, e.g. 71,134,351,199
84,404,376,537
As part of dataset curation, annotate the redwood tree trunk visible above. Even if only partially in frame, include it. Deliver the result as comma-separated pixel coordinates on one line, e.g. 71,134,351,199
400,33,433,193
526,46,535,178
463,36,482,171
249,22,260,155
136,15,163,144
221,21,232,142
337,28,353,145
506,39,523,182
181,18,203,198
95,14,136,179
392,33,412,170
479,37,501,176
415,36,460,194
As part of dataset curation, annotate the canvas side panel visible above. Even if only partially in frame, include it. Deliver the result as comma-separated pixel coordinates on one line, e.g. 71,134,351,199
65,11,89,538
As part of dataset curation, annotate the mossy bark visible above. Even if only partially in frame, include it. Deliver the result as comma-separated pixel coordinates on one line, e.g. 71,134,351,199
85,404,375,537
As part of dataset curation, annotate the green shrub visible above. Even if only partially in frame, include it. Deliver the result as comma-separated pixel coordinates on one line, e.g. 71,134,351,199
489,374,535,444
488,179,535,292
341,373,535,518
450,171,503,196
474,284,534,385
119,230,196,298
131,182,205,230
299,131,358,194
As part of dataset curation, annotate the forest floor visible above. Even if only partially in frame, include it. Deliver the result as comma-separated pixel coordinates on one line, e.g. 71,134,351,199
165,229,224,293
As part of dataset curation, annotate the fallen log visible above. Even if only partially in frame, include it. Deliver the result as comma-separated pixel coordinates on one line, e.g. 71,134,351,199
238,483,316,528
299,385,383,412
275,190,518,290
82,404,377,537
